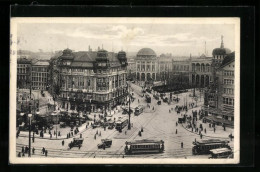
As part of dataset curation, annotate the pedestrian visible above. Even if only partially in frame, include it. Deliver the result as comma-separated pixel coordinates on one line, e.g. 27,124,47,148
181,142,183,148
62,140,64,146
32,137,35,143
224,126,226,131
25,146,29,153
125,131,127,135
94,134,96,140
204,128,207,134
45,150,48,157
78,144,81,149
214,127,216,133
176,129,178,134
200,134,203,139
42,147,45,154
192,127,193,132
195,138,196,143
32,147,35,155
50,133,52,139
96,130,98,135
22,146,24,153
22,152,25,157
58,131,61,136
176,122,178,126
18,152,21,157
99,131,101,136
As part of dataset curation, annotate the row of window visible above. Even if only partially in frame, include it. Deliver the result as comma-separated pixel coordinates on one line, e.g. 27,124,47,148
222,97,234,106
18,68,29,74
32,77,47,82
223,79,234,85
32,72,48,77
223,88,234,95
131,144,160,149
224,70,234,76
32,67,48,72
32,82,46,87
173,65,189,71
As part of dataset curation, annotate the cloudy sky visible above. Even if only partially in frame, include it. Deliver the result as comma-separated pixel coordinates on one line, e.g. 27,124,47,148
17,22,235,56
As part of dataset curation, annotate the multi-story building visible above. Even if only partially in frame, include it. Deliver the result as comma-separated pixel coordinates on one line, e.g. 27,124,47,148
135,48,172,82
216,52,235,122
189,54,213,88
17,58,31,89
157,53,173,83
136,48,158,81
127,58,136,80
31,61,49,90
56,48,128,113
169,59,190,88
203,37,234,127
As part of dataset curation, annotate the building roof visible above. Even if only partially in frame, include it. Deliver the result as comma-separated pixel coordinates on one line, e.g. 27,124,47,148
136,48,157,57
33,61,49,66
17,58,31,64
219,52,235,68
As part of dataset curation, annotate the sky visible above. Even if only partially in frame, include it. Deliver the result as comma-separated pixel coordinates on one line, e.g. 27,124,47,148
17,22,235,56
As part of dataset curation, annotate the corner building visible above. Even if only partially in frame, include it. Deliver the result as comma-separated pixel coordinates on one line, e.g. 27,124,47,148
57,48,128,113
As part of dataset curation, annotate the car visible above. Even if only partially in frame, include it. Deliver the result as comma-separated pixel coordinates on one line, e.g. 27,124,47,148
157,101,161,105
97,139,112,149
68,138,84,149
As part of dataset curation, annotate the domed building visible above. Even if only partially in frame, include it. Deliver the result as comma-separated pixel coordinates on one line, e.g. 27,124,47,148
136,48,158,81
212,36,232,67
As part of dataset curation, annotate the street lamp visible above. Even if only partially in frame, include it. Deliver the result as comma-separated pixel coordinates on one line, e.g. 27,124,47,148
28,113,32,157
127,82,131,130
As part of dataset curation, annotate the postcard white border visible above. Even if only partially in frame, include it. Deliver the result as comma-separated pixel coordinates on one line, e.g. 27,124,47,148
9,17,240,164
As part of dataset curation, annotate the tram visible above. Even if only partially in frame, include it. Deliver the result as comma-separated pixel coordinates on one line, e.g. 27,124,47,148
134,105,145,116
115,117,129,131
192,139,230,155
124,139,164,155
209,148,233,159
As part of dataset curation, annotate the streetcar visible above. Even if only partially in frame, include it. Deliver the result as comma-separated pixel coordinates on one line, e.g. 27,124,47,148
115,117,129,131
209,148,233,159
192,139,231,155
124,139,164,155
134,105,145,116
145,94,151,103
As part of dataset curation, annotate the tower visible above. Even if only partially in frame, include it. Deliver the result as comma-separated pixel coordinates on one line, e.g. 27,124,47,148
220,35,224,48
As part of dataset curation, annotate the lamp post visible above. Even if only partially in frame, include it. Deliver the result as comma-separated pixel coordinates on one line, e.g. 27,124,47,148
28,113,32,157
127,82,131,130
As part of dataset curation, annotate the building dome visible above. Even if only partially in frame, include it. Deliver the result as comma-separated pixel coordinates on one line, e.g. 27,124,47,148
137,48,156,57
118,50,127,61
212,48,231,56
96,49,108,61
60,48,74,60
212,35,231,56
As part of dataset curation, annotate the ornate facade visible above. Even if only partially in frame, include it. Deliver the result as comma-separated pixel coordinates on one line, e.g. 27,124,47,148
56,48,128,113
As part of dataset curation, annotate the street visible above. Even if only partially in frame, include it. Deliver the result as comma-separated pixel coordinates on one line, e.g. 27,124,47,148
16,83,233,159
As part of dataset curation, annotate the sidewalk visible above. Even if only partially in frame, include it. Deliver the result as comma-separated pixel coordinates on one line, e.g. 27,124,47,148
18,121,89,140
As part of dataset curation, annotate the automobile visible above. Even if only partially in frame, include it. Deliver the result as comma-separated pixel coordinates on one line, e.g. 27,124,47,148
178,117,185,123
157,101,161,105
163,97,168,102
92,124,100,129
68,138,84,149
97,139,112,149
60,122,66,128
